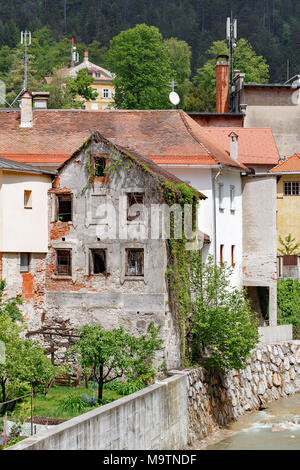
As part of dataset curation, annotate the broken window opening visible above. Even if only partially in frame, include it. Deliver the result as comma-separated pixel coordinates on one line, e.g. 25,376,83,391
56,249,71,276
127,192,144,221
93,156,107,177
20,253,30,273
90,249,107,275
125,248,144,276
57,194,72,222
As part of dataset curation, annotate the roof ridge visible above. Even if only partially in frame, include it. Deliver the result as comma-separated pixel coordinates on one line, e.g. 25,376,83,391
178,110,212,156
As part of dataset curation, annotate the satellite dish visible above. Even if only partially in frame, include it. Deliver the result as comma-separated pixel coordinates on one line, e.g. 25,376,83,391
169,91,180,106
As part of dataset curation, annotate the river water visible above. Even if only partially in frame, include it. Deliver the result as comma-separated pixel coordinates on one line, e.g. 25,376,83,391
206,393,300,450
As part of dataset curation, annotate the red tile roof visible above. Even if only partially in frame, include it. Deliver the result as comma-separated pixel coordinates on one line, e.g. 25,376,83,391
204,127,279,165
59,131,207,199
269,153,300,173
0,109,245,170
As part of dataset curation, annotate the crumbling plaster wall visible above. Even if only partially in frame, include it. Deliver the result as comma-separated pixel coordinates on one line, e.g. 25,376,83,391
42,141,181,369
242,175,278,325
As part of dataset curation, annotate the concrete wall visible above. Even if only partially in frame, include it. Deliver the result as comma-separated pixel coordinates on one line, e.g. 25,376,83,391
0,171,51,252
242,175,278,325
243,87,300,158
9,374,188,450
10,340,300,450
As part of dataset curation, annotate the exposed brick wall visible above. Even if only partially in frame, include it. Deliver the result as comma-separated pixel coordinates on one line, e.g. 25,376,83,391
22,273,34,299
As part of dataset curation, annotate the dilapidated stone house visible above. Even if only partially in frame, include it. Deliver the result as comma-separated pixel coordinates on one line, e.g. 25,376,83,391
2,131,204,369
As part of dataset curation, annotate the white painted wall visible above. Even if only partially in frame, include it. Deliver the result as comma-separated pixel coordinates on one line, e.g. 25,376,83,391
0,171,52,253
161,166,243,288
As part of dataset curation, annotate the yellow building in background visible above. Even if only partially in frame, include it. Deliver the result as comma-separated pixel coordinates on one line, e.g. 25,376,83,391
67,49,115,110
270,153,300,252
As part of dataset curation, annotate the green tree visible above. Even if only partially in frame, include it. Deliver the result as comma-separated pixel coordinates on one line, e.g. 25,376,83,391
278,233,300,255
164,37,192,109
70,68,98,102
42,71,80,109
189,38,270,112
190,255,259,371
108,24,172,109
70,323,163,403
277,279,300,327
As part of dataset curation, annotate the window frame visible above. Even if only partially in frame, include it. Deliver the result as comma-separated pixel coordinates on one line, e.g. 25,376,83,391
56,193,73,223
127,192,145,221
20,253,30,273
284,181,300,196
220,244,224,266
55,248,72,277
125,248,144,277
89,248,107,275
24,190,32,209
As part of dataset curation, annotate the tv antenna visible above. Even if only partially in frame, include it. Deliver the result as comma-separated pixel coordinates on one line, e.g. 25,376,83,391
70,38,79,67
9,30,32,108
169,79,180,108
226,14,237,112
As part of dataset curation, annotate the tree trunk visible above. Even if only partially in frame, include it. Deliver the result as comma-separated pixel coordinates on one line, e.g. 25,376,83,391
1,378,6,403
97,365,103,403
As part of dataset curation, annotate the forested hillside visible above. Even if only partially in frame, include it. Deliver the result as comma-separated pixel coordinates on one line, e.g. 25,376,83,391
0,0,299,82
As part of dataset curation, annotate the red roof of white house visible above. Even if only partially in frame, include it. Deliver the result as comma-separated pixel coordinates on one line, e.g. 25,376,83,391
204,127,279,166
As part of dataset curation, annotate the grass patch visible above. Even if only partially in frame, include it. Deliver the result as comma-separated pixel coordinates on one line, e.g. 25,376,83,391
10,383,123,421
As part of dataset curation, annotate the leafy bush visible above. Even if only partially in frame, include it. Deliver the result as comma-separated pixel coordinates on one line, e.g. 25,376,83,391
56,394,91,414
277,279,300,326
104,379,145,396
80,395,96,407
190,255,259,371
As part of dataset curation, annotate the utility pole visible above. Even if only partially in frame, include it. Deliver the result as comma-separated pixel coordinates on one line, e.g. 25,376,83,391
226,14,237,113
21,30,31,91
10,30,31,108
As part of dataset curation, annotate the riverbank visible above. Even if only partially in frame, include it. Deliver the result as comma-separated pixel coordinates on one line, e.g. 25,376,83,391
185,340,300,444
205,393,300,450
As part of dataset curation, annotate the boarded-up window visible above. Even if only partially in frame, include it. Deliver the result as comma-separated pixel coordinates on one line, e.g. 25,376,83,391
90,249,106,274
56,249,71,276
283,255,298,266
20,253,30,273
127,192,144,221
125,248,144,276
57,194,72,222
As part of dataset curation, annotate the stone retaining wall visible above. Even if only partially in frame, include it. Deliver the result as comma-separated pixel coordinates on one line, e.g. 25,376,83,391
186,340,300,443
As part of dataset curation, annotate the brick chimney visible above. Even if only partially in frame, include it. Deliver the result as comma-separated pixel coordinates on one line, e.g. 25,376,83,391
229,131,239,161
83,49,89,64
20,90,33,128
216,55,229,113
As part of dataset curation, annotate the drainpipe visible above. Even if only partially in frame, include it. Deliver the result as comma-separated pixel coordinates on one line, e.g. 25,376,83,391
212,165,222,265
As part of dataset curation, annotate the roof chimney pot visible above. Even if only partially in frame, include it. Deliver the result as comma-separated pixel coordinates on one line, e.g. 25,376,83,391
83,49,89,63
20,90,33,128
229,131,239,161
